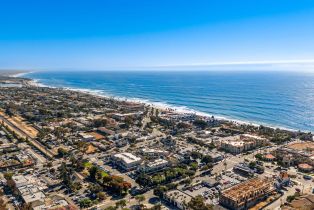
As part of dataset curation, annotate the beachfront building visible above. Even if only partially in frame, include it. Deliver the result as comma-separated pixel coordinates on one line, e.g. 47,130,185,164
111,152,142,171
219,177,275,210
220,134,267,154
111,112,143,121
120,103,145,113
160,112,197,122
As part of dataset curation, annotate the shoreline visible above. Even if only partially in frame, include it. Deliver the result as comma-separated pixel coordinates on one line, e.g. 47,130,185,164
10,71,34,78
17,72,309,134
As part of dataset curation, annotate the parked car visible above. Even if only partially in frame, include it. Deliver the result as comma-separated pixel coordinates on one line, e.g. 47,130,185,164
303,175,312,180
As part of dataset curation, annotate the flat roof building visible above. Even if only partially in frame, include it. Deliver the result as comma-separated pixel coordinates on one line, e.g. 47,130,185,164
139,159,169,174
112,152,142,171
11,175,49,206
164,190,192,210
19,184,46,204
140,148,169,157
220,135,267,154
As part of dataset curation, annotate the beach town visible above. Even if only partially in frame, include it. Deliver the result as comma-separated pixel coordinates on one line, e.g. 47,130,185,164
0,72,314,210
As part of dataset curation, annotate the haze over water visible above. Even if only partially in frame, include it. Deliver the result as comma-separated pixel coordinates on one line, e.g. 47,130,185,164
25,71,314,132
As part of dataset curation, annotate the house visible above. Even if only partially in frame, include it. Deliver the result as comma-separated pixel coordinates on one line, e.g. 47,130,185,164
97,127,115,136
0,130,6,136
298,163,313,172
112,113,126,121
264,154,276,161
0,143,19,154
275,171,290,189
209,152,224,162
79,132,95,141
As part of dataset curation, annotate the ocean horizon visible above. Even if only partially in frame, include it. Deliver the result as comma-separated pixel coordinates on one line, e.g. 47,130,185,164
23,70,314,132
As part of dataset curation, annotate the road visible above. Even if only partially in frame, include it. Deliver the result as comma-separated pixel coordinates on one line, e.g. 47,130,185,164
0,114,54,159
192,145,279,184
192,143,314,210
89,189,156,210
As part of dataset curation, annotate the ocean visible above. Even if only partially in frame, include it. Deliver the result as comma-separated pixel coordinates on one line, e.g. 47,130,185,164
23,70,314,132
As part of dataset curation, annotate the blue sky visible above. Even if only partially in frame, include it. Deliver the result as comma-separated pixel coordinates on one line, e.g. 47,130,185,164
1,0,314,70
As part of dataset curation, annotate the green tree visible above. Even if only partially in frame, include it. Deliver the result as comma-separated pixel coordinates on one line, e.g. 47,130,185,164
286,195,296,203
153,185,168,198
255,153,263,160
115,199,127,209
249,161,256,169
57,148,68,157
151,204,162,210
189,162,199,171
97,192,106,201
135,195,145,206
193,119,207,129
79,198,93,208
93,118,108,127
187,195,213,210
3,172,13,180
59,163,72,188
201,155,213,164
191,151,202,159
89,166,98,181
88,183,102,194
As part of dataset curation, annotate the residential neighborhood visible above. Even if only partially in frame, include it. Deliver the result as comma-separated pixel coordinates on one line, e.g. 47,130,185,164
0,77,314,210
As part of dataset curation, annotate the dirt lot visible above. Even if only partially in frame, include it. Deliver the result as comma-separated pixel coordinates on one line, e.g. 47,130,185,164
0,110,38,138
288,142,314,151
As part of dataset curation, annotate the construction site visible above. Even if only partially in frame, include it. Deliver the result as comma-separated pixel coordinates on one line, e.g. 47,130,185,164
219,177,275,210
